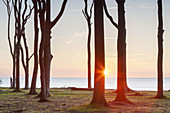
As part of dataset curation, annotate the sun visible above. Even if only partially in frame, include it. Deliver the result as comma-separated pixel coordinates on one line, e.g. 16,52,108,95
104,70,108,76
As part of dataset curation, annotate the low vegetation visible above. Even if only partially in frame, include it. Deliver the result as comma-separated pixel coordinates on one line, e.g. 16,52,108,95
0,87,170,113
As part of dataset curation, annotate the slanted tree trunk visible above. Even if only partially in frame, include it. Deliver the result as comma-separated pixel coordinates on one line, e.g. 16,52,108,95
82,0,93,89
90,0,108,106
155,0,164,99
29,0,39,95
114,0,131,103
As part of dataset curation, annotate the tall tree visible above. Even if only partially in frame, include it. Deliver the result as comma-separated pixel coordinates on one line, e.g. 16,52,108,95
155,0,164,99
103,0,134,93
20,0,33,90
90,0,108,106
37,0,68,101
28,0,39,95
13,0,22,92
3,0,16,89
103,0,131,103
82,0,93,89
12,0,32,91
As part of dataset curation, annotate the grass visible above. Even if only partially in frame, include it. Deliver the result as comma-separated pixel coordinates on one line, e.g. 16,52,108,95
0,87,170,113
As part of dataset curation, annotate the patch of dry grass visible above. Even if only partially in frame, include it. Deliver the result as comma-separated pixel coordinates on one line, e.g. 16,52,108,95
0,87,170,113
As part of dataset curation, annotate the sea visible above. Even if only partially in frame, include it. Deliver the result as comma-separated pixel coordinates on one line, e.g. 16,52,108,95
0,78,170,91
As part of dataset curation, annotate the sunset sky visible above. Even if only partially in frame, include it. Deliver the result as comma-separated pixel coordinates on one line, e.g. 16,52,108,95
0,0,170,78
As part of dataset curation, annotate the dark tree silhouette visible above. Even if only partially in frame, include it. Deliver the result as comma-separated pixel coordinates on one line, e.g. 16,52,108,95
12,0,32,91
155,0,164,99
103,0,134,93
12,0,22,92
3,0,16,89
20,0,33,90
90,0,108,106
37,0,68,101
28,0,39,95
82,0,93,89
37,0,47,101
103,0,131,103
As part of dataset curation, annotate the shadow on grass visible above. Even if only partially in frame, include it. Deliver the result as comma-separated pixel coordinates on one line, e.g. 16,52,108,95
67,104,112,113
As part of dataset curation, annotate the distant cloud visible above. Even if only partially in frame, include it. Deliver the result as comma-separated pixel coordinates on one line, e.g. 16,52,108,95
70,9,82,12
65,32,86,44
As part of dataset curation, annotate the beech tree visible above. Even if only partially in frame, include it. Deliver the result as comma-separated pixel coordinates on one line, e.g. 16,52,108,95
82,0,93,89
3,0,16,89
90,0,108,106
28,0,39,95
12,0,32,91
37,0,68,101
12,0,23,91
20,0,33,90
155,0,164,99
103,0,131,103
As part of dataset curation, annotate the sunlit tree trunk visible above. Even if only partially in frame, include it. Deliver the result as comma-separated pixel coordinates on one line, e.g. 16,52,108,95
114,0,131,103
90,0,108,106
155,0,164,99
103,0,134,93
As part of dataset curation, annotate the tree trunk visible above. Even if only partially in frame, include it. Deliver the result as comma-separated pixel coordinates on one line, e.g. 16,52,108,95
87,22,91,89
22,33,29,90
114,0,130,103
38,1,47,101
15,42,21,92
155,0,164,99
12,56,16,88
29,1,38,95
39,29,47,102
90,0,108,106
45,0,52,97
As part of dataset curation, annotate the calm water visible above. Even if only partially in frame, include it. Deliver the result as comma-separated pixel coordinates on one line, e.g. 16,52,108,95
0,78,170,91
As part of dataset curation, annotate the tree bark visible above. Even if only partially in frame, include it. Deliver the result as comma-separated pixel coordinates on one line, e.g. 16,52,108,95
22,33,29,90
155,0,164,99
90,0,108,106
114,0,130,103
29,0,39,95
82,0,93,89
38,0,47,101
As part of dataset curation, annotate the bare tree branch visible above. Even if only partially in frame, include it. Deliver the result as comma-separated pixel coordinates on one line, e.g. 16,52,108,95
28,53,34,61
20,45,26,69
103,0,118,29
50,0,68,28
3,0,14,57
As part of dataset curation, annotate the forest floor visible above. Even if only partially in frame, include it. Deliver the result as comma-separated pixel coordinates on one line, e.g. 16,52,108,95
0,87,170,113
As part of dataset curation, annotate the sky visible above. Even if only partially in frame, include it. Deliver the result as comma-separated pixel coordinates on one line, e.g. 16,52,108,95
0,0,170,78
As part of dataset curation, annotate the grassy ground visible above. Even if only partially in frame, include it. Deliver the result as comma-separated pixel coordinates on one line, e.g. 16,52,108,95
0,87,170,113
